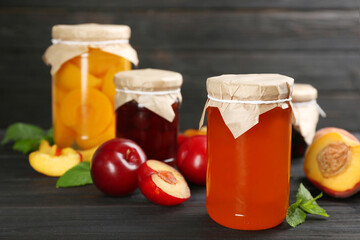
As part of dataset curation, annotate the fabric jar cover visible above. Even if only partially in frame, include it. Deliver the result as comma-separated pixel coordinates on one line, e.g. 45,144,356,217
292,83,325,144
114,68,183,122
43,23,138,75
200,74,295,139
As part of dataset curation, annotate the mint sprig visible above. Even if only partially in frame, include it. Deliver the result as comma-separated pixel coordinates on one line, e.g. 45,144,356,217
286,183,329,227
1,123,53,154
56,162,93,188
286,199,306,227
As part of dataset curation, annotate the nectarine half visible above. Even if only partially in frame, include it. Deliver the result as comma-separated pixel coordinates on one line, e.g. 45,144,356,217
304,132,360,198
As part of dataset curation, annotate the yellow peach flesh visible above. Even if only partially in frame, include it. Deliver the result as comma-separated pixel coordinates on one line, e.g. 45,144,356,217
304,132,360,192
29,147,81,177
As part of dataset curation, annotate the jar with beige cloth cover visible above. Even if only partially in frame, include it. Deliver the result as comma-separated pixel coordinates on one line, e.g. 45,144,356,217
43,24,138,150
291,84,326,158
114,69,183,165
200,74,294,230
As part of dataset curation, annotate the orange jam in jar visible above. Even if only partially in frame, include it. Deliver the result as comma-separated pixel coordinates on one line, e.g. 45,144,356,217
114,69,183,165
43,24,138,149
201,74,294,230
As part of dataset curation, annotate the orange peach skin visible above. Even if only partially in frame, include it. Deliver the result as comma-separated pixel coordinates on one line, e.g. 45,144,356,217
313,127,359,143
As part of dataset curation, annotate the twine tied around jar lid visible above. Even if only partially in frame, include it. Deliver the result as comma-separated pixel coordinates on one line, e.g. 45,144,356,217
43,23,139,75
292,84,326,144
199,74,295,139
114,68,183,122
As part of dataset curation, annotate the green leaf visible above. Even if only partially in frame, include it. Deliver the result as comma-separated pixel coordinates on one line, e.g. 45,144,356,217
286,199,307,227
56,162,93,188
287,183,330,227
12,139,42,154
301,192,330,217
44,128,54,145
296,183,315,203
296,183,329,217
2,123,44,145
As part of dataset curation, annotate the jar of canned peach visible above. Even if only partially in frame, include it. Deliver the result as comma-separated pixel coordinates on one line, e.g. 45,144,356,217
43,24,138,150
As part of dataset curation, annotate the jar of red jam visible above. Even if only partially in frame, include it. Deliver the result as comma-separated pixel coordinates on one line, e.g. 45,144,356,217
292,84,326,158
114,69,183,165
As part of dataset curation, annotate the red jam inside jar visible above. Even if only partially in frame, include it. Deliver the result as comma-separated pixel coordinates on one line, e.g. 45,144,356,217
291,126,307,158
116,100,179,165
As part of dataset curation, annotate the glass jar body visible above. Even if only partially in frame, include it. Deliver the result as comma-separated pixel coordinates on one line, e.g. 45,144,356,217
115,100,179,165
206,106,292,230
291,127,307,158
52,48,131,150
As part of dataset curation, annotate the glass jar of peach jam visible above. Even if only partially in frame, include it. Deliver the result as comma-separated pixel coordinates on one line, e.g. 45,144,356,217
114,69,183,165
43,24,138,150
200,74,294,230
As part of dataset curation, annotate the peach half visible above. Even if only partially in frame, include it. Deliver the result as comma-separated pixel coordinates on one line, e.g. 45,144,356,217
29,141,81,177
138,160,191,206
312,127,359,143
304,132,360,198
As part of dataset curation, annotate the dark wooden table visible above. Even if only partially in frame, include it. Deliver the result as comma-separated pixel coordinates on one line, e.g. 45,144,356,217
1,132,359,239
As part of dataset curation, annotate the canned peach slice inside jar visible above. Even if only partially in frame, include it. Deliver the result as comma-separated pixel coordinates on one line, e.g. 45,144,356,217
60,88,113,138
101,67,122,102
55,61,102,91
53,104,76,148
70,48,131,78
76,115,115,150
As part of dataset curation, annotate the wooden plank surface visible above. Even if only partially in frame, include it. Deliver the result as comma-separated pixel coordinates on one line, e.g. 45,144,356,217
0,133,360,239
0,1,359,131
0,0,358,9
0,50,358,130
1,51,359,91
0,9,358,50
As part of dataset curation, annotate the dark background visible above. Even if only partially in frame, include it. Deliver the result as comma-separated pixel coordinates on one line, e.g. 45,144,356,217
0,0,359,131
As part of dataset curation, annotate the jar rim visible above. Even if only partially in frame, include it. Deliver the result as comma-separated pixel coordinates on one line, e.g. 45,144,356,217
207,73,294,102
116,88,181,96
114,68,183,91
52,24,131,42
292,84,318,102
